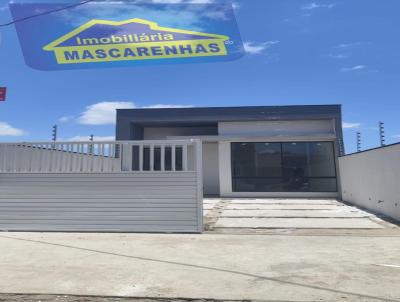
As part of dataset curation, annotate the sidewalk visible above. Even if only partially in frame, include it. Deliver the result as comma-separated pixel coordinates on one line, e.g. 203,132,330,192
1,231,400,302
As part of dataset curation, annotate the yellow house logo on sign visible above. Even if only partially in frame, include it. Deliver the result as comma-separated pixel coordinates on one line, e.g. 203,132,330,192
43,18,230,64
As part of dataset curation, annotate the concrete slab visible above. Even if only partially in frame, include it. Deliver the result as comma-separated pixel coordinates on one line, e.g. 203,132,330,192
229,198,340,205
215,217,384,229
202,209,211,216
225,204,346,210
1,232,400,301
203,204,216,210
202,199,220,205
220,209,371,218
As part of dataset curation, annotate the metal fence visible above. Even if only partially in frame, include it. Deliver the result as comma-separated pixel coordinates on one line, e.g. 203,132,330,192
0,140,198,173
0,139,204,233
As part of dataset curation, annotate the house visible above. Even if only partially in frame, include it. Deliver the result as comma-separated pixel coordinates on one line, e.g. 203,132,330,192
116,105,343,198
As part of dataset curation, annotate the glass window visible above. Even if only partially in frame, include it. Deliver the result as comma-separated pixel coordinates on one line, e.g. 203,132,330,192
231,142,282,192
232,142,282,177
282,142,336,178
231,141,337,192
281,142,336,192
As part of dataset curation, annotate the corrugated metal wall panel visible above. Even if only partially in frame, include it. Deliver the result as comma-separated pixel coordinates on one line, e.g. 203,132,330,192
0,172,202,233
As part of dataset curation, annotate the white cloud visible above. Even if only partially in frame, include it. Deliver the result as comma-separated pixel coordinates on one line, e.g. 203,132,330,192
327,53,348,59
59,115,74,123
75,101,193,125
340,65,366,72
392,134,400,139
335,41,370,49
67,135,115,142
343,122,361,129
243,41,280,55
78,101,135,125
232,2,240,10
61,0,228,30
301,2,335,10
0,122,26,136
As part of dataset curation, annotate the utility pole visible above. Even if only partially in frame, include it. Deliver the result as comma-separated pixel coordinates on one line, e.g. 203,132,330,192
89,134,94,154
52,125,57,142
356,131,361,152
378,121,385,147
51,125,57,148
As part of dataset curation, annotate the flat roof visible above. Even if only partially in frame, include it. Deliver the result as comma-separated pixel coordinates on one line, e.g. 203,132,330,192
116,104,344,154
117,104,342,124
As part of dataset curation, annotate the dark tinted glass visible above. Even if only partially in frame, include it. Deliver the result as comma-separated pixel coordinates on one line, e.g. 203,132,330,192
154,147,161,171
282,142,336,177
231,142,337,192
164,147,172,171
232,177,283,192
232,142,282,177
175,147,183,171
131,145,139,170
143,147,150,171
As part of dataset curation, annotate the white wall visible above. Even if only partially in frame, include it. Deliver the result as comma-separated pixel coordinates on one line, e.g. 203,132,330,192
339,144,400,221
144,126,216,140
218,120,335,137
218,141,232,195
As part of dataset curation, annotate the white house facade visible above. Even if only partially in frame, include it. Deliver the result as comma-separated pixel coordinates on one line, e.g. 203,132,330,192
116,105,344,198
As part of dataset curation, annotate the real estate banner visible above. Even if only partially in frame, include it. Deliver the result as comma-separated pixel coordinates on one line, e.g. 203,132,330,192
10,2,244,70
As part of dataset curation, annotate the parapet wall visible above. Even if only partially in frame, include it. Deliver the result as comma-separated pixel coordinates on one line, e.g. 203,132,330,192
339,143,400,221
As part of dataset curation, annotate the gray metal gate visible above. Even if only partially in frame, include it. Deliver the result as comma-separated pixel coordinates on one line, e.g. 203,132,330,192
0,140,203,233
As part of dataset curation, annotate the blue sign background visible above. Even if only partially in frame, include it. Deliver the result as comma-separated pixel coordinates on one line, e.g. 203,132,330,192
10,2,244,70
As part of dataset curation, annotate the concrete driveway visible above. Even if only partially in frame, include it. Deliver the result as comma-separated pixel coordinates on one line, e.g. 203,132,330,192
0,198,399,302
204,198,396,235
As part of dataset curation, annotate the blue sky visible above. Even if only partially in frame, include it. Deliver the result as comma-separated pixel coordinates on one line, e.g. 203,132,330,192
0,0,399,154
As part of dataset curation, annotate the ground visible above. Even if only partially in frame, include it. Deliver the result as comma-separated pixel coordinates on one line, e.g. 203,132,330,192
0,198,399,302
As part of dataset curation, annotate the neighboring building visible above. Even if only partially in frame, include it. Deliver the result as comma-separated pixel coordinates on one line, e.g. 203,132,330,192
116,105,343,198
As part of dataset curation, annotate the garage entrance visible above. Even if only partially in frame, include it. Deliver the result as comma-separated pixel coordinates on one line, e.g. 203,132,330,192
0,139,203,233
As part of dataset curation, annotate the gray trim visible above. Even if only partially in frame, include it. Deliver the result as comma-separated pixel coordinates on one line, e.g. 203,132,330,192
115,105,344,154
117,105,342,123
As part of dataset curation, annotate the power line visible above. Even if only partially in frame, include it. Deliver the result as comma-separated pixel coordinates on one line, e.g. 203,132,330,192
0,0,95,27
